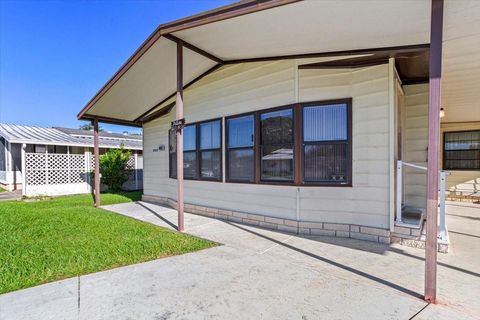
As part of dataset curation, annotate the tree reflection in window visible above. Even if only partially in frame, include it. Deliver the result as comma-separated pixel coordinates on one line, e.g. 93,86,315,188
260,109,294,181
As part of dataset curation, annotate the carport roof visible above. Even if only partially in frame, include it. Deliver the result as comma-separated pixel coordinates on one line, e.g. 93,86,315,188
0,124,142,150
77,0,480,125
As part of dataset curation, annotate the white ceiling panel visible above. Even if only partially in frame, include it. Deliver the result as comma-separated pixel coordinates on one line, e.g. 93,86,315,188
442,0,480,123
173,0,431,61
88,37,216,121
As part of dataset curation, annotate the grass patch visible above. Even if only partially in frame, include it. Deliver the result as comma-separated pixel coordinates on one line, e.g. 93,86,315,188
0,186,6,192
0,192,216,294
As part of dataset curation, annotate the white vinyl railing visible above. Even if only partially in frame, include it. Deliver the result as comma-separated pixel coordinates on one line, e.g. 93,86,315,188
396,160,448,241
438,171,447,241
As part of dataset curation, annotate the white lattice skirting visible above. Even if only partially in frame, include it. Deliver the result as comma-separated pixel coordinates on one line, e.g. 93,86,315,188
25,153,90,197
24,153,142,197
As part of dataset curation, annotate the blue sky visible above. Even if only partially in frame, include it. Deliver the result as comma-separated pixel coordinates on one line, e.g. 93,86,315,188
0,0,233,134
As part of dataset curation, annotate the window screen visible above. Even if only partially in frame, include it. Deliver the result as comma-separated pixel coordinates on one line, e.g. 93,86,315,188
444,130,480,170
183,124,197,179
169,125,198,179
169,119,223,181
169,129,177,178
302,103,350,183
199,120,221,180
227,115,255,182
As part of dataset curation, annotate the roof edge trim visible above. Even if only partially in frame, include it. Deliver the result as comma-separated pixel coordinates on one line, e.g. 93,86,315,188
80,115,143,128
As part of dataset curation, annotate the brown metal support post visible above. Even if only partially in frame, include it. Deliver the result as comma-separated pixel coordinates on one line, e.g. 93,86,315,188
176,41,185,232
93,118,101,208
425,0,444,304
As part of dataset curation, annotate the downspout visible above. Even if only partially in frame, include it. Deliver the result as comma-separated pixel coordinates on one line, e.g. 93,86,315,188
388,58,396,232
295,61,300,227
296,188,300,222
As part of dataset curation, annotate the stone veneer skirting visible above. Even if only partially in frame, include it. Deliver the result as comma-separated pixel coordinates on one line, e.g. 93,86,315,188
142,195,391,244
391,224,449,253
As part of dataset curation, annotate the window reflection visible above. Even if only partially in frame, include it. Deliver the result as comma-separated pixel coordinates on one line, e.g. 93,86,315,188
260,109,294,181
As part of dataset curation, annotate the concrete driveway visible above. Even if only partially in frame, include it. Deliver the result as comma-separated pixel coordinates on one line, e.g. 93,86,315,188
1,201,479,320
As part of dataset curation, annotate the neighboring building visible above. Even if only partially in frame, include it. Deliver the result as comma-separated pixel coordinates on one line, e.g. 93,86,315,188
0,124,143,195
76,0,479,251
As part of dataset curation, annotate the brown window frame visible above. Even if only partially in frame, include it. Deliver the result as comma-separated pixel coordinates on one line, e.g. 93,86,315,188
225,112,256,184
198,118,223,181
168,128,177,179
225,98,353,187
443,130,480,171
258,105,296,185
169,118,223,182
300,99,352,186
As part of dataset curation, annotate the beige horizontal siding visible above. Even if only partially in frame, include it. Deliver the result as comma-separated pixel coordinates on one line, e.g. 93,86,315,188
144,61,391,229
403,84,428,210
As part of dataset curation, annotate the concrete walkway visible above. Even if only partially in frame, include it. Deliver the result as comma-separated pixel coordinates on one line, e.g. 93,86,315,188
0,190,21,201
1,201,479,320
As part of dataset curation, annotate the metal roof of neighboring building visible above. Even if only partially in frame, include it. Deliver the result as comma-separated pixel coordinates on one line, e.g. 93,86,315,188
0,124,142,150
54,127,141,141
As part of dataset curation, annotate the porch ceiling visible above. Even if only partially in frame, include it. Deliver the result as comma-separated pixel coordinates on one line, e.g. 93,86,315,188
82,37,217,123
441,0,480,123
171,0,430,61
78,0,480,125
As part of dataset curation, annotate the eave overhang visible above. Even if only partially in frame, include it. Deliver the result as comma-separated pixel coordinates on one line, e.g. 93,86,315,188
78,0,480,125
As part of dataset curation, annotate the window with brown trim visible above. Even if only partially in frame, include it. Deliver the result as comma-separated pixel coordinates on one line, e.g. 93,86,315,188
168,128,177,178
302,102,351,184
443,130,480,170
226,114,255,182
183,124,197,179
169,119,222,181
260,108,294,182
169,99,352,186
199,120,222,180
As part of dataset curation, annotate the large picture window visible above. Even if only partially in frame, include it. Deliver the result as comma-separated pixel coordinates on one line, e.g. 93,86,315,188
443,130,480,170
302,102,351,184
169,119,222,181
226,115,255,182
260,108,294,182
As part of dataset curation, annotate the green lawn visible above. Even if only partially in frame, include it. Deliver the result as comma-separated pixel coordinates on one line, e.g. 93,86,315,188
0,186,6,192
0,192,216,294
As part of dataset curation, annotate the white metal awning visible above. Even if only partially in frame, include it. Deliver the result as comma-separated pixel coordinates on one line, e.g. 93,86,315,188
0,124,142,150
78,0,480,124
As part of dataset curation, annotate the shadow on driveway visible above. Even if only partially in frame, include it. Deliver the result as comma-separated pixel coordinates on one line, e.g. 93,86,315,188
226,221,424,299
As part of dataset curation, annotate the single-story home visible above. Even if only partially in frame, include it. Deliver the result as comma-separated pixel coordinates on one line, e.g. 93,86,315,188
77,0,480,302
0,124,143,195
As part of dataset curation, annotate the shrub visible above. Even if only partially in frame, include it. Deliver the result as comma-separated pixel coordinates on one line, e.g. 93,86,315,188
98,146,132,192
